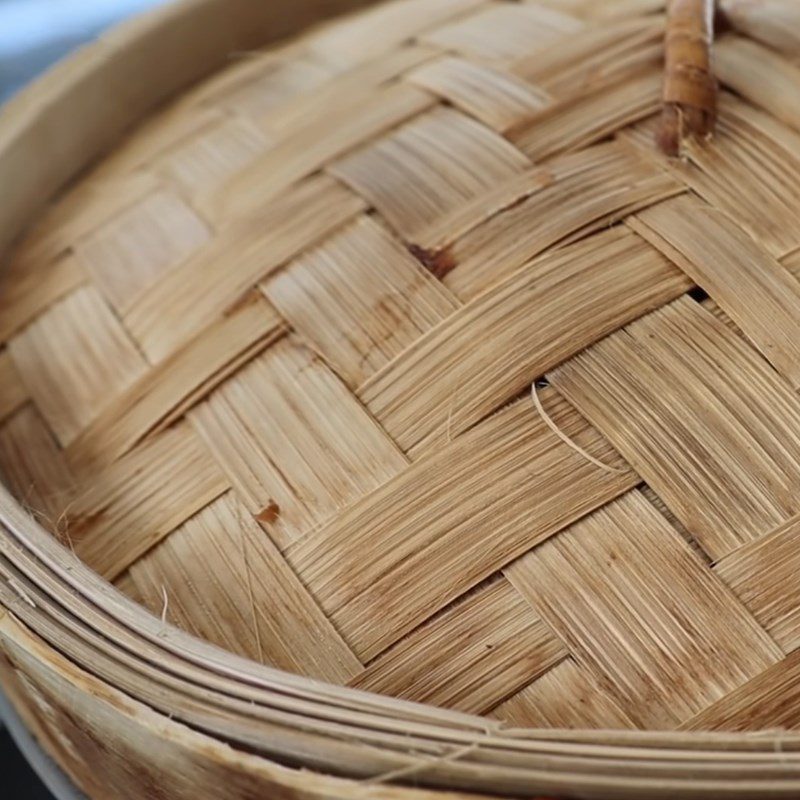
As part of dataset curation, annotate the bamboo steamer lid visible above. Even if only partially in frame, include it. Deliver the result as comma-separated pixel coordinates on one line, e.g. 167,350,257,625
4,0,800,797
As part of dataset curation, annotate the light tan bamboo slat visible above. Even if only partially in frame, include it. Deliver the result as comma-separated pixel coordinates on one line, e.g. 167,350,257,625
85,103,224,181
190,337,408,551
220,58,338,122
509,70,663,161
260,44,440,137
66,293,287,475
444,142,683,299
302,0,485,71
8,287,148,446
264,215,461,388
287,390,637,660
153,115,273,203
0,253,87,346
492,658,637,730
329,106,532,243
0,351,26,424
715,514,800,653
631,196,800,388
5,172,161,277
580,0,666,19
622,94,800,259
212,83,435,220
74,190,211,314
350,578,567,714
551,297,800,562
406,56,550,132
784,248,800,277
511,16,664,97
715,36,800,132
681,650,800,732
128,492,362,679
359,227,690,455
125,174,365,362
723,0,800,54
420,3,583,62
505,491,782,729
640,483,712,566
67,424,230,581
0,407,74,531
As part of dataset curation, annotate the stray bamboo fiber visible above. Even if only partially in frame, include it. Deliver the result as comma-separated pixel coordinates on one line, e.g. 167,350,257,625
4,1,800,799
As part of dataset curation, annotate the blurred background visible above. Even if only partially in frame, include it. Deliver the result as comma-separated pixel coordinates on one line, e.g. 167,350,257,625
1,2,169,795
0,0,167,102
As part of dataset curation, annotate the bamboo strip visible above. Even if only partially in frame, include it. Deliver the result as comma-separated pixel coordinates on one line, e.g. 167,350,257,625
190,337,408,551
505,491,781,729
4,172,159,276
682,651,800,732
8,287,147,446
631,195,800,388
723,0,800,54
715,513,800,652
406,167,555,256
264,215,460,388
154,115,273,202
221,57,337,122
129,491,362,680
582,0,667,20
623,93,800,259
420,3,583,63
512,16,664,97
85,103,224,182
551,297,800,561
212,83,435,221
0,253,87,347
287,390,637,660
406,56,550,132
69,424,229,581
0,407,74,532
350,578,566,714
360,227,689,455
67,293,286,475
75,190,211,315
445,142,684,299
329,106,531,243
509,70,662,161
261,45,441,137
125,174,365,361
303,0,484,71
715,36,800,132
0,351,27,425
493,659,636,730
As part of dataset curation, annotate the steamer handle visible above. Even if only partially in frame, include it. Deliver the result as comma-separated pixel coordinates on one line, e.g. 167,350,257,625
657,0,719,156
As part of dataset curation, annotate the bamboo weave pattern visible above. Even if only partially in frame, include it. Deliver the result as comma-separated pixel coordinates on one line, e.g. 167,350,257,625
3,0,800,732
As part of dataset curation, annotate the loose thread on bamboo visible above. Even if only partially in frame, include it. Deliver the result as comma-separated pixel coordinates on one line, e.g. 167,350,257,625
7,577,36,609
359,742,482,788
657,0,718,156
160,584,169,626
531,383,628,474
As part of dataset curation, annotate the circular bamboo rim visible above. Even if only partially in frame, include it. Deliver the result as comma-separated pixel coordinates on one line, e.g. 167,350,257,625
2,1,800,798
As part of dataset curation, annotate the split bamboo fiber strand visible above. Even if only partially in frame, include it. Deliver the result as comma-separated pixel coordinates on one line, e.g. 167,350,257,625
3,0,800,797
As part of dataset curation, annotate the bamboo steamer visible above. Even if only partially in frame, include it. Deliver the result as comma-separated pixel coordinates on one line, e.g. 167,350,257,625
3,0,800,797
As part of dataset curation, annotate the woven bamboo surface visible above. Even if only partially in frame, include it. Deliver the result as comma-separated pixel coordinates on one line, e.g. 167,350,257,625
3,0,800,755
